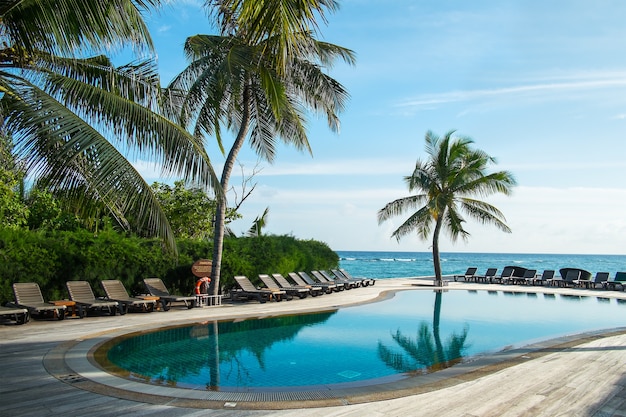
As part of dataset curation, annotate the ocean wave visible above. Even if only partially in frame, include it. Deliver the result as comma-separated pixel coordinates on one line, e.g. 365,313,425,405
395,258,415,262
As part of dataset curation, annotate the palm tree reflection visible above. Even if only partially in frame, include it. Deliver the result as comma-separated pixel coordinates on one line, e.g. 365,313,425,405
378,291,469,373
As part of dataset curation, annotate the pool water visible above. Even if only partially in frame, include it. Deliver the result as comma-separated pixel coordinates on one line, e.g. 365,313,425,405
105,290,626,391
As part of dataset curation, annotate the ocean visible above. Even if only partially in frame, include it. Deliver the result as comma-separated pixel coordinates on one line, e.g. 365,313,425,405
337,251,626,280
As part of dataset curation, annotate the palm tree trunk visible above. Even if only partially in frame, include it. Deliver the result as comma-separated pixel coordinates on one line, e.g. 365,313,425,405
432,217,443,286
209,83,252,296
432,289,445,368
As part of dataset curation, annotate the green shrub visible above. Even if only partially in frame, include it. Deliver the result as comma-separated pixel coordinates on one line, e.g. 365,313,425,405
0,228,338,304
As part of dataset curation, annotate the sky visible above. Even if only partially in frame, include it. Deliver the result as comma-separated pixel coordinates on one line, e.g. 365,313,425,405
130,0,626,255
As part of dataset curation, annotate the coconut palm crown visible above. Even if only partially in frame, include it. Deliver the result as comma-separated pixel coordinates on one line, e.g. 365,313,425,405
378,130,517,285
0,0,218,252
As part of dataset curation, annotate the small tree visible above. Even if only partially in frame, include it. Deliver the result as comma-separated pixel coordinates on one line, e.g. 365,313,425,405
378,130,516,286
152,181,240,240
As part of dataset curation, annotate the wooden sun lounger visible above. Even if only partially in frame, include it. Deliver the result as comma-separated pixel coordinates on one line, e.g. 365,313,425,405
66,280,121,316
320,270,359,289
12,282,67,320
101,280,156,313
143,278,196,310
0,305,29,324
272,273,322,297
258,274,303,299
232,276,285,303
297,271,338,293
287,272,325,296
313,270,353,289
339,268,375,286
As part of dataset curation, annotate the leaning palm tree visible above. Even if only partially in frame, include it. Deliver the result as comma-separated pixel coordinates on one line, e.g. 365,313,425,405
0,0,218,251
166,22,354,294
378,130,516,286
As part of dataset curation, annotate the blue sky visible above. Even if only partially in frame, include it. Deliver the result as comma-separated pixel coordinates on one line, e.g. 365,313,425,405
133,0,626,255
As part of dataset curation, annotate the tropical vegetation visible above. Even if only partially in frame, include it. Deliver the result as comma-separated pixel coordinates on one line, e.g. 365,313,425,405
166,0,355,294
0,0,218,252
378,130,516,286
0,227,338,305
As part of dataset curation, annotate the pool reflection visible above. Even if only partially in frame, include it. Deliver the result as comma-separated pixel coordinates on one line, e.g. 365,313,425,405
104,289,626,392
107,311,336,390
378,290,469,373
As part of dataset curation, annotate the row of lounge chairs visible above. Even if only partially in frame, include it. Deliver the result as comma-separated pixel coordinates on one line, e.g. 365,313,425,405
454,267,626,290
231,269,374,303
5,269,366,322
5,278,198,323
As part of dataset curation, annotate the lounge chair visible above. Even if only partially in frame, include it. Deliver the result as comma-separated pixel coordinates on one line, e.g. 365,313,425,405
338,268,376,286
287,272,325,295
476,268,498,283
318,271,363,288
560,270,581,288
0,305,29,325
532,270,555,286
12,282,67,320
297,271,338,293
258,274,303,299
101,280,156,313
586,272,610,289
66,280,121,316
271,273,320,297
492,266,514,284
606,272,626,290
309,271,346,291
232,276,285,303
143,278,196,310
454,267,477,282
514,269,537,285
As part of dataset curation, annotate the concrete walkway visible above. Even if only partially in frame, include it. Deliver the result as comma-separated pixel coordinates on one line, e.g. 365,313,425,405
2,278,626,416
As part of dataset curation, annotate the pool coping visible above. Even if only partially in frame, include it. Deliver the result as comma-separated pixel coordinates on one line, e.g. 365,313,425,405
42,286,626,410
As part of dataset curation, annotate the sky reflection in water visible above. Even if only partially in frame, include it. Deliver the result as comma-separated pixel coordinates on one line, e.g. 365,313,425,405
107,290,626,390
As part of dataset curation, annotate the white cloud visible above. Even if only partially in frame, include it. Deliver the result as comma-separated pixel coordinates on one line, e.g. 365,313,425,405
397,74,626,111
229,184,626,255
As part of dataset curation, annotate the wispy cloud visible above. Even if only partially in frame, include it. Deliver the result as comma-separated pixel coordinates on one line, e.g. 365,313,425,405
397,73,626,111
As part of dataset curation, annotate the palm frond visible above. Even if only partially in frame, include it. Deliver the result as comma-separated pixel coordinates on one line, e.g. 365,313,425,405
1,0,158,56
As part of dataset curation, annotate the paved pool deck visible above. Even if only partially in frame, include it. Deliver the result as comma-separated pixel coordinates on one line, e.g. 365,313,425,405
2,277,626,416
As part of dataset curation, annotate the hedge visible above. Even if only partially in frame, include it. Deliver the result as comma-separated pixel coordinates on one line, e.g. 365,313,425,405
0,228,339,304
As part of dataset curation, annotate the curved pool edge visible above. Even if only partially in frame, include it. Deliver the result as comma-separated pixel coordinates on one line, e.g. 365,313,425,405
41,282,626,410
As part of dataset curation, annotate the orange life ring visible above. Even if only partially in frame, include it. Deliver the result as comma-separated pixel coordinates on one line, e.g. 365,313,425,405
194,277,211,295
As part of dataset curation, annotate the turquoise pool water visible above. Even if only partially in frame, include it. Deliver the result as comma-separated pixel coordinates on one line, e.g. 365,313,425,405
106,290,626,391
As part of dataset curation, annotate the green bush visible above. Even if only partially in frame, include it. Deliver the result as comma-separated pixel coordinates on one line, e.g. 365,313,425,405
0,228,339,304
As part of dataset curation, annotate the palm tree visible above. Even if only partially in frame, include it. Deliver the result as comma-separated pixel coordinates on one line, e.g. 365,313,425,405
0,0,218,251
378,130,516,286
166,16,354,294
212,0,340,74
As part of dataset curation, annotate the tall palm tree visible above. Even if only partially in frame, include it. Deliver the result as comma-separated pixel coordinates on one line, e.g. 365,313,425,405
166,22,354,294
212,0,340,74
0,0,218,251
378,130,516,286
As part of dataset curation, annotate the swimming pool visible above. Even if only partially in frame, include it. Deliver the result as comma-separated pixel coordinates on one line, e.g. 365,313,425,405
101,289,626,392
